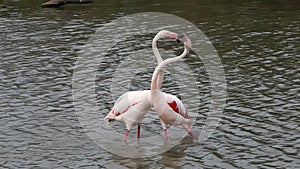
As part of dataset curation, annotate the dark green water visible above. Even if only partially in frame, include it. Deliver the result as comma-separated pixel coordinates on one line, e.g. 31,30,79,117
0,0,299,168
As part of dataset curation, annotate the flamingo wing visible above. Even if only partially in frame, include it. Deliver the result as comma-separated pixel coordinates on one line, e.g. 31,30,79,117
165,94,189,119
105,90,151,123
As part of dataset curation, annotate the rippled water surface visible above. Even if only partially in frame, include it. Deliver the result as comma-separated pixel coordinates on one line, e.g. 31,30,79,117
0,0,299,168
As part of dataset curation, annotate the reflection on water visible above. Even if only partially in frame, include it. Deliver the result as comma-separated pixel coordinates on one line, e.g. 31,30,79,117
0,0,299,168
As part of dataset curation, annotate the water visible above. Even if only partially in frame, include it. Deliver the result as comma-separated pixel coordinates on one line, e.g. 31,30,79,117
0,0,299,168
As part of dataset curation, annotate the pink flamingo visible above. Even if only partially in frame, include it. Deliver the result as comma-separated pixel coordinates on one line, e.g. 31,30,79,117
105,30,180,142
151,34,194,140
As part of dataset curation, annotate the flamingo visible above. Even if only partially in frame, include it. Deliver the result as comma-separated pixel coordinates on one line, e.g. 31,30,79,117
105,30,179,142
151,34,194,140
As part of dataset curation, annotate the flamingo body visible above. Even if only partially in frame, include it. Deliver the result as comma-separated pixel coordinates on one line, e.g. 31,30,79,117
151,35,194,139
105,90,151,126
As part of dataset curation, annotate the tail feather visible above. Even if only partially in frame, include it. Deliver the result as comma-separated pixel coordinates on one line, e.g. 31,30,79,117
184,104,190,119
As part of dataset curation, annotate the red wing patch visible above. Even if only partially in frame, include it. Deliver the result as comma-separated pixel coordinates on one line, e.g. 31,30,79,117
168,101,179,114
168,101,190,119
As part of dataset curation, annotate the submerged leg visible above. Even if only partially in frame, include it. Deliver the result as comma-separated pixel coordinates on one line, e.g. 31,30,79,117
123,129,130,142
163,129,168,140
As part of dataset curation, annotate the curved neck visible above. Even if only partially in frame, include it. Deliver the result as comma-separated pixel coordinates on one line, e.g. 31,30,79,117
152,34,163,63
151,45,190,90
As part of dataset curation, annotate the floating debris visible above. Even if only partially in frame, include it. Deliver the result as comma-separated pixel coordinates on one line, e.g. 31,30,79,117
41,0,93,8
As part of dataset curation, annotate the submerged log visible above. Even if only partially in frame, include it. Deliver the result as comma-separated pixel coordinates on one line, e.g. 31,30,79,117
41,0,93,8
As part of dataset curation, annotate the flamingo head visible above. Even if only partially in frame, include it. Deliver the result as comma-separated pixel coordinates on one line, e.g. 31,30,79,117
104,109,117,124
178,34,192,49
157,30,179,40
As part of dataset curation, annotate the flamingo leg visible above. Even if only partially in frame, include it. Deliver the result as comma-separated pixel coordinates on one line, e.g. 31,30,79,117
180,123,195,138
123,129,130,142
123,121,135,142
160,118,168,140
137,124,141,139
163,129,168,140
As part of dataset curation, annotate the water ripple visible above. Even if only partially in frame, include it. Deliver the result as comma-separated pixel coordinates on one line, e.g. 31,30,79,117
0,1,299,168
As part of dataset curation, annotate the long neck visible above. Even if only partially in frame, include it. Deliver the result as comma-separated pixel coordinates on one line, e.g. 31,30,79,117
151,45,190,90
152,35,163,63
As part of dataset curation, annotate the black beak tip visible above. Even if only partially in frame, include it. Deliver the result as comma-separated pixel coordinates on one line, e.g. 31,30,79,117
176,33,186,43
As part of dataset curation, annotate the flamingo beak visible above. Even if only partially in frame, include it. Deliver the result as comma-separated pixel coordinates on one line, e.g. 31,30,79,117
104,118,115,125
177,34,186,43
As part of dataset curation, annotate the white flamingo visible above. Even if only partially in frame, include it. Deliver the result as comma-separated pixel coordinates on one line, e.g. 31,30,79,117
151,34,194,140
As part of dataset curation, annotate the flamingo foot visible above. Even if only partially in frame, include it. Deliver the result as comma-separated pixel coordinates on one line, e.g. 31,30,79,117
137,125,141,139
163,129,168,140
124,129,130,142
181,124,195,138
188,130,195,138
